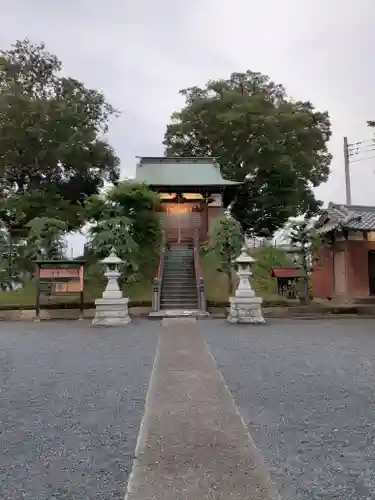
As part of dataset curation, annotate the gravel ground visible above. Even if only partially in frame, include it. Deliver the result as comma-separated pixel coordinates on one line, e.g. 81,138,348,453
204,319,375,500
0,320,159,500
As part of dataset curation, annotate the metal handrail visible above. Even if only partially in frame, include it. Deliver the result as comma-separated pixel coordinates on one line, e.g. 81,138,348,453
193,229,206,312
152,230,166,312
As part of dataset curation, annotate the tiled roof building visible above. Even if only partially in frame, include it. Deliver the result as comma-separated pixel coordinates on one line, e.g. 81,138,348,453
313,203,375,299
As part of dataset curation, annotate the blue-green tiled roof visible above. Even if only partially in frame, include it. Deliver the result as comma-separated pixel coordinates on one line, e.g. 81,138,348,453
135,157,240,187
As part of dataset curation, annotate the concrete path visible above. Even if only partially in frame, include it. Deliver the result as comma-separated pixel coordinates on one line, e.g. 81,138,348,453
125,320,280,500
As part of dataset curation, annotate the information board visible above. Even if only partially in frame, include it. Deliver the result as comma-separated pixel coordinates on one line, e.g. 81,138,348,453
34,260,86,320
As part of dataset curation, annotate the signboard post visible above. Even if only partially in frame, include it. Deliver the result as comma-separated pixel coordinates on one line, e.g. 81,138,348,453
34,260,86,321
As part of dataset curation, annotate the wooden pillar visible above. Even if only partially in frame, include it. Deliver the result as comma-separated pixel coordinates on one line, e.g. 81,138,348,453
203,192,209,241
344,232,350,302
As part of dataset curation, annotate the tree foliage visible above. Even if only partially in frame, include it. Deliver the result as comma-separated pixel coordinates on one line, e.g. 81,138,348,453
164,71,332,237
0,226,26,290
248,246,293,295
206,215,244,294
283,216,321,301
24,217,68,261
85,181,161,281
0,39,120,233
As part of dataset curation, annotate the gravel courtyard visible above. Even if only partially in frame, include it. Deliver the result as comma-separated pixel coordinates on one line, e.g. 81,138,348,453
1,318,374,499
0,321,159,500
204,318,375,500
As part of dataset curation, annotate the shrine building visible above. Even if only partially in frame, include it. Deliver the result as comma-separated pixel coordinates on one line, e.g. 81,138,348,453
313,203,375,299
135,156,240,244
135,156,241,313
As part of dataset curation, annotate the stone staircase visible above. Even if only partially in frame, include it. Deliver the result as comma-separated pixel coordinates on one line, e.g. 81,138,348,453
160,246,198,310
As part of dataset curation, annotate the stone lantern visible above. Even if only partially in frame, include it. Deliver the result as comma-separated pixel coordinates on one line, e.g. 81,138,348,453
92,249,131,326
227,246,265,324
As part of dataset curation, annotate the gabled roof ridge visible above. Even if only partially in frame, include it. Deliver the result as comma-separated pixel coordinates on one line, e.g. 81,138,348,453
318,201,375,234
337,205,362,224
135,156,241,186
137,156,218,164
328,203,362,223
329,202,375,213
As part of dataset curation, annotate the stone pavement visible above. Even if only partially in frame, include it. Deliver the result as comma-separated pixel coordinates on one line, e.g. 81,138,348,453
125,319,280,500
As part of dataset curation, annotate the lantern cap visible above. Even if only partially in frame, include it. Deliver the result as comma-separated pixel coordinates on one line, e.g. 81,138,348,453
100,248,123,265
233,246,255,265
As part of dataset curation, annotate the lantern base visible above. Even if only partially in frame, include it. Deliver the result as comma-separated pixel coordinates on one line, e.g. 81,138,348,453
92,297,131,326
227,296,265,324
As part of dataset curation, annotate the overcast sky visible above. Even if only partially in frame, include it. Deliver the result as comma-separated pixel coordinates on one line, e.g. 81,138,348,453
2,0,375,254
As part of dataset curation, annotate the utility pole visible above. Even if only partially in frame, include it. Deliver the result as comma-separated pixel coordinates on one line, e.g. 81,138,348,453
343,136,352,205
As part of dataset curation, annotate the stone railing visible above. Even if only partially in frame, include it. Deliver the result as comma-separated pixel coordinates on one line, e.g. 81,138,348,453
193,229,206,312
152,231,166,312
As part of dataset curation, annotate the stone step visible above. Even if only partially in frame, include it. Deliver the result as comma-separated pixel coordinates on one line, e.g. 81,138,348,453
162,283,197,288
164,267,193,270
165,257,193,260
163,270,195,274
164,262,193,266
164,264,193,267
162,282,196,287
161,292,197,299
165,254,193,257
161,294,197,301
166,249,192,252
163,271,195,276
161,290,197,300
163,274,195,280
165,252,193,255
162,277,197,289
161,251,198,310
160,296,198,304
164,265,194,270
161,282,196,288
165,254,193,258
165,260,192,263
164,263,194,267
161,304,199,310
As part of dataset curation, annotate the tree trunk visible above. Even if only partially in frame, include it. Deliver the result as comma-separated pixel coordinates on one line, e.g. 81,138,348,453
299,252,310,304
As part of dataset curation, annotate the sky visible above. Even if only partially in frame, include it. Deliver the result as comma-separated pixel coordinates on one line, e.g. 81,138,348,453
2,0,375,255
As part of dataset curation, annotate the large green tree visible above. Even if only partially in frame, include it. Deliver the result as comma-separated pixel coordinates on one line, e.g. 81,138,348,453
164,71,332,237
24,217,68,262
85,181,161,281
0,39,120,234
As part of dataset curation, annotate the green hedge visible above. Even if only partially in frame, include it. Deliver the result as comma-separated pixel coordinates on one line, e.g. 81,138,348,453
207,297,291,308
0,300,153,311
0,297,295,311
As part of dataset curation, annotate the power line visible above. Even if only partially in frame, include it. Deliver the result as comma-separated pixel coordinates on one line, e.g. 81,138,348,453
345,136,375,161
350,154,375,164
344,135,375,205
348,146,375,157
348,138,375,149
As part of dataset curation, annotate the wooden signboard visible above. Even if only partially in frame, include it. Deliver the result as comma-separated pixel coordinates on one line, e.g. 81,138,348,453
34,260,86,320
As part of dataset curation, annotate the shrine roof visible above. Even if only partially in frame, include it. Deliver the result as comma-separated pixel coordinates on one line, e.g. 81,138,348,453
270,267,302,278
135,157,240,187
316,202,375,234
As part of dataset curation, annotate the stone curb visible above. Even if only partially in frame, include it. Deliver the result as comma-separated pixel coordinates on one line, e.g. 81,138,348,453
1,306,375,321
